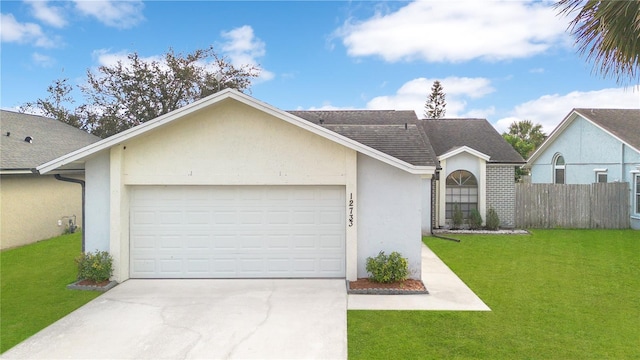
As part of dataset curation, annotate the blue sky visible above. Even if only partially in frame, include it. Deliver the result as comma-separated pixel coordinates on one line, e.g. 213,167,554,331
1,0,638,134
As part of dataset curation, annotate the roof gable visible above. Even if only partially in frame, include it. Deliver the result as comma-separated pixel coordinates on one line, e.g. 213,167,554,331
526,108,640,167
0,110,100,172
439,146,491,161
38,89,435,175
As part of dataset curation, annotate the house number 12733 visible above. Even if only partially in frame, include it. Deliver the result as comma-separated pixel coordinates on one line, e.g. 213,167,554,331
348,193,354,227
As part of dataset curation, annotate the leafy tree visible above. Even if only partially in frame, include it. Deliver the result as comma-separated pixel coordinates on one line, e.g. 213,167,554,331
555,0,640,85
23,46,259,138
424,80,446,119
502,119,547,180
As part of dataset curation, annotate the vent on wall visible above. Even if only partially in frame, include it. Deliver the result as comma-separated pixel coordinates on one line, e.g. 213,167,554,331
24,136,33,143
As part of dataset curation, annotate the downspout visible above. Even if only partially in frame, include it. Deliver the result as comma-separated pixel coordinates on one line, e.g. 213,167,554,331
54,174,86,252
430,162,460,242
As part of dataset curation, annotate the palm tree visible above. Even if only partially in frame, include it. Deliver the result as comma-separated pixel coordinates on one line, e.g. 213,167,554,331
555,0,640,85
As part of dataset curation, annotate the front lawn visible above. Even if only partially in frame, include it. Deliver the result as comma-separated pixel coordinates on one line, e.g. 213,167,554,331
0,233,101,353
348,229,640,359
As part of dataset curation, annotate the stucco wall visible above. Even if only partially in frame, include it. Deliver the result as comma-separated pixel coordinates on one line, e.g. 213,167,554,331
530,117,635,184
85,152,111,252
486,165,516,228
1,174,83,249
121,99,350,185
357,154,423,279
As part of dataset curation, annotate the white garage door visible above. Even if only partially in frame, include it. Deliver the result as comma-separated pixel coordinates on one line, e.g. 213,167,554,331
129,186,345,278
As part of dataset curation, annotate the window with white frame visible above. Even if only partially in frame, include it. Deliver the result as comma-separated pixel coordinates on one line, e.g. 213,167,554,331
553,154,565,184
445,170,478,220
594,169,608,183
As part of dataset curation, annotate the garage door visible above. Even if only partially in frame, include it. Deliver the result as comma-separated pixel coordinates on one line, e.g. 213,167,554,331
129,186,345,278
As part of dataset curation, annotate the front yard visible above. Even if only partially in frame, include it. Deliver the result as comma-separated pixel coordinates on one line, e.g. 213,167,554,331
0,233,100,353
349,229,640,359
3,230,638,358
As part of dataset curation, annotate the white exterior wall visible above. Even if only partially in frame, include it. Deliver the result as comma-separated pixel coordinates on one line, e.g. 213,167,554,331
357,154,423,279
103,99,359,281
421,177,433,235
84,152,110,252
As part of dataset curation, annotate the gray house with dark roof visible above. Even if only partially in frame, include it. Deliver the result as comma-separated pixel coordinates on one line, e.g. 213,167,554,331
0,110,100,248
525,108,640,229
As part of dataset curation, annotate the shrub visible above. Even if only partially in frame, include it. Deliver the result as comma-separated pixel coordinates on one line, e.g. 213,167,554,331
486,207,500,230
452,203,464,229
76,251,113,282
365,251,409,283
469,209,483,230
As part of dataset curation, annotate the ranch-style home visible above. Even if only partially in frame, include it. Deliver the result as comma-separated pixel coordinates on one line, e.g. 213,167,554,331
525,108,640,230
0,110,100,249
38,89,522,282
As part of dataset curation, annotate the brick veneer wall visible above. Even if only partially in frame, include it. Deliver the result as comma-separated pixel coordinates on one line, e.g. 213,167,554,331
486,165,516,228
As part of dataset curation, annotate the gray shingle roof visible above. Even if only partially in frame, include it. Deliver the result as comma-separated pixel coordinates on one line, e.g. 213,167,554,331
419,119,525,164
290,110,437,167
574,108,640,151
1,110,100,171
290,111,524,166
324,124,435,166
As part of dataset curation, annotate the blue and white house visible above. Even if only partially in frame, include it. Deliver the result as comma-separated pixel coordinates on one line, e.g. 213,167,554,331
525,108,640,229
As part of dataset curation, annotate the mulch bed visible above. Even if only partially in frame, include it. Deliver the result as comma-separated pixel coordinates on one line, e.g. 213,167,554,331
347,278,428,295
67,279,118,292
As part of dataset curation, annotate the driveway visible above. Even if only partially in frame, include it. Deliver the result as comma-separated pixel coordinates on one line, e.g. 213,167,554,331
2,279,347,359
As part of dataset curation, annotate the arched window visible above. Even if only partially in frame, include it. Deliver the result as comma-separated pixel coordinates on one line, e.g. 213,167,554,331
445,170,478,220
554,154,565,184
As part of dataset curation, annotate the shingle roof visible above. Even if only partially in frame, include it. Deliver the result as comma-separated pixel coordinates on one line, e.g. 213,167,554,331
324,124,435,166
419,119,525,164
290,110,437,166
1,110,100,171
574,108,640,151
291,111,524,165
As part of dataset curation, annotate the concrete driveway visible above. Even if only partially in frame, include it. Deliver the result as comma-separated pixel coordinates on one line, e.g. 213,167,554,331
2,279,347,359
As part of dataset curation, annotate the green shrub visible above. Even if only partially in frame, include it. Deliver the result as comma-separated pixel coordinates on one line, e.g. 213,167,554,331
452,203,464,229
486,207,500,230
365,251,409,283
469,209,483,230
75,251,113,282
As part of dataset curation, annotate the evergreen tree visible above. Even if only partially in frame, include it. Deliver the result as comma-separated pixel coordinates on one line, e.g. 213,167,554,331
424,80,446,119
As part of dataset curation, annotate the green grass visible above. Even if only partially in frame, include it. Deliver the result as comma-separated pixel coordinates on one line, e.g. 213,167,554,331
1,233,101,353
348,229,640,359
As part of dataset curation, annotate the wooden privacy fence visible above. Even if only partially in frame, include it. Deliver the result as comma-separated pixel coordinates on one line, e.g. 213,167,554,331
515,182,630,229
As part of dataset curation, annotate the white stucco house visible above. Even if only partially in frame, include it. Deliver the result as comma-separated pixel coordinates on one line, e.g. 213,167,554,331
38,89,522,282
525,108,640,229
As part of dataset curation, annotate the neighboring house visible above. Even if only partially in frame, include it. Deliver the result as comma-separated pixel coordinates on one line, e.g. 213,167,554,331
525,108,640,230
0,110,100,249
38,90,521,282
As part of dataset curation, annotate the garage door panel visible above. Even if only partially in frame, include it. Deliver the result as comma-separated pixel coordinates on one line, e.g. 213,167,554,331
130,186,345,278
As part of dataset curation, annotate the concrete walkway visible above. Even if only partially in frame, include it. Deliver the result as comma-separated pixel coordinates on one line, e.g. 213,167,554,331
2,279,347,359
348,244,491,311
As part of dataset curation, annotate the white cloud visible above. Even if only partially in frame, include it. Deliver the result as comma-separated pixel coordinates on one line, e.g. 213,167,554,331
495,86,640,134
32,52,55,67
26,0,67,28
0,13,55,47
366,77,495,118
220,25,274,82
336,0,569,63
73,0,144,29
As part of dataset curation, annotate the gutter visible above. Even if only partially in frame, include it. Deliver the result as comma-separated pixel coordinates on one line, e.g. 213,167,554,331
54,174,86,252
